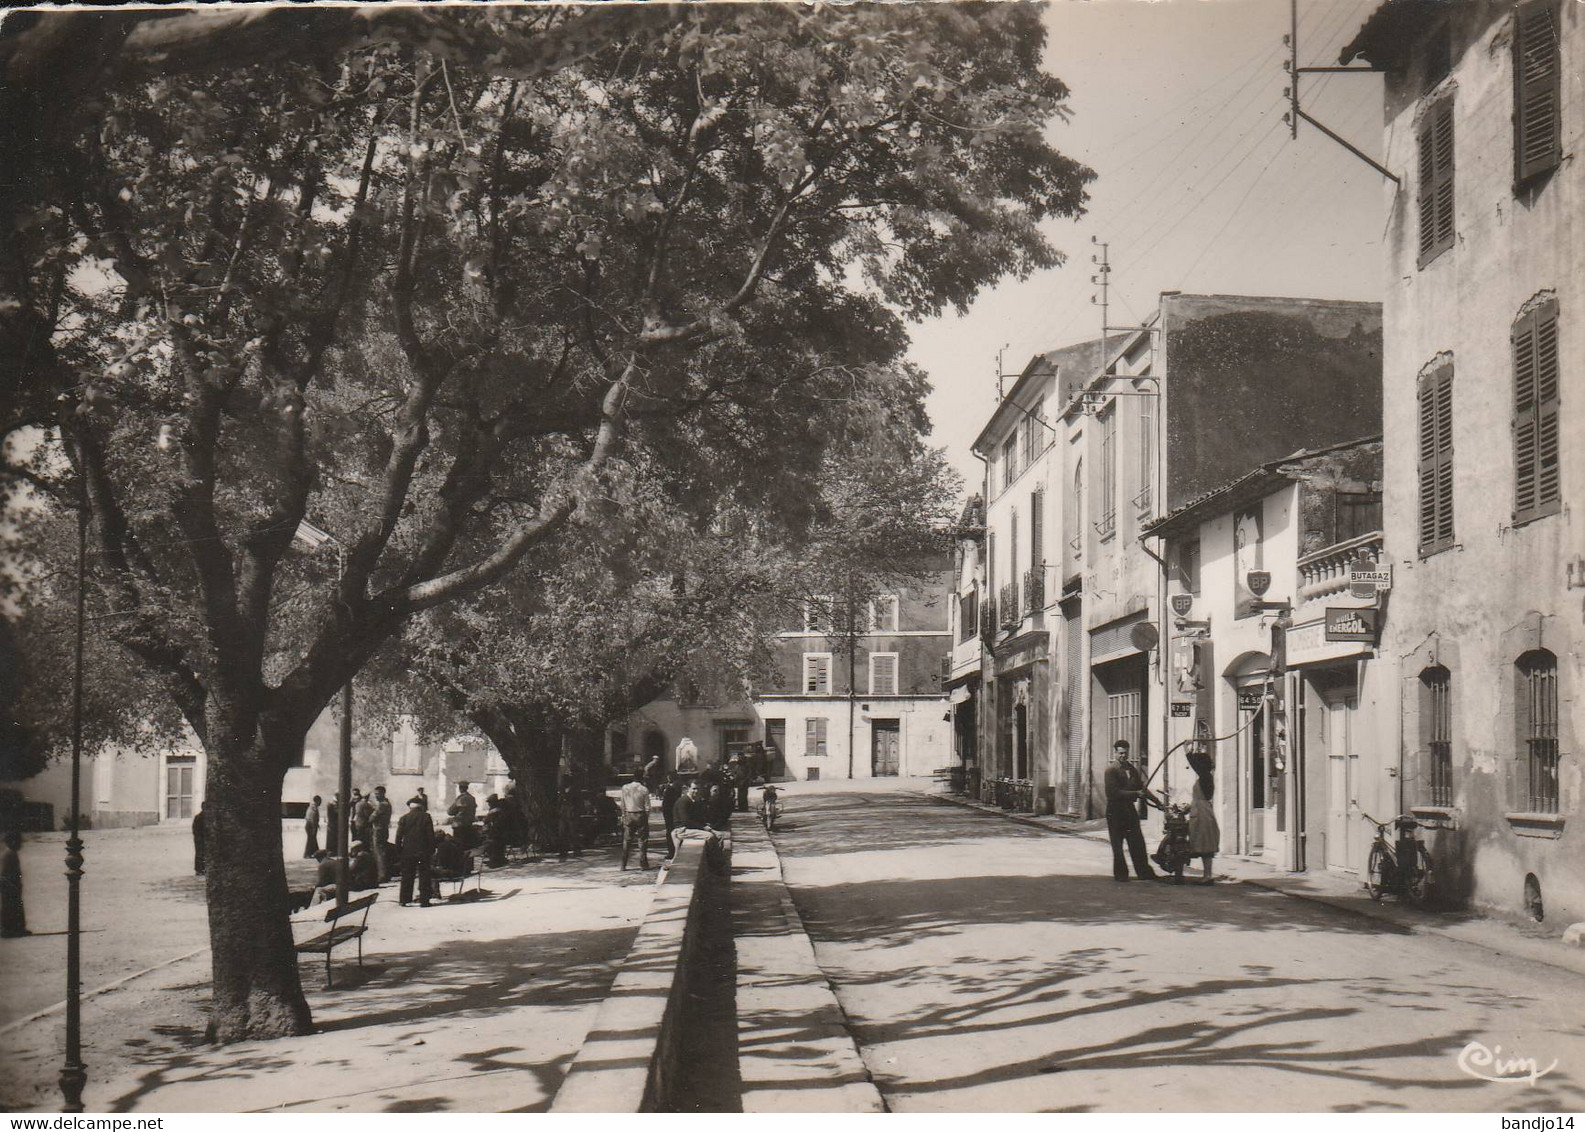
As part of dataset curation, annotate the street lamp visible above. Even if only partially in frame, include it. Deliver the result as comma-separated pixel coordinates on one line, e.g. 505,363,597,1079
294,520,353,908
59,475,89,1112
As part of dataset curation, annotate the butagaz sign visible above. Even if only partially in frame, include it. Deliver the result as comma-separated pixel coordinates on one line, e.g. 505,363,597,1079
1348,558,1393,600
1325,606,1380,642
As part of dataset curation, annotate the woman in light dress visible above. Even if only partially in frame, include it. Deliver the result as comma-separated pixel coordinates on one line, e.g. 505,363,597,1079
1187,767,1219,885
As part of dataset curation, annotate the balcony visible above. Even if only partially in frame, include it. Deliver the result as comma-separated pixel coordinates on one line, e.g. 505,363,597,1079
1022,568,1045,617
999,581,1020,629
1297,530,1384,605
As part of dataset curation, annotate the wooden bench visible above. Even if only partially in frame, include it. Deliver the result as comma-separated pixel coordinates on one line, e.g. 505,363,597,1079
294,893,377,987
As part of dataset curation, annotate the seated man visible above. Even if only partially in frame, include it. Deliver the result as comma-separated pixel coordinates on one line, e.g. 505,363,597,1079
670,779,715,853
348,841,379,891
480,795,509,869
432,829,471,876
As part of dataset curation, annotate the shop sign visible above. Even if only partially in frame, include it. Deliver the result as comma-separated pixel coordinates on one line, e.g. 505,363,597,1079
1237,687,1265,710
1348,559,1393,599
1324,606,1380,642
1171,702,1192,718
1247,570,1272,597
1170,593,1194,618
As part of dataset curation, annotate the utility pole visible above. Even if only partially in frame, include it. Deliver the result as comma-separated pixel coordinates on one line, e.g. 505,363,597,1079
1091,237,1110,367
847,574,857,780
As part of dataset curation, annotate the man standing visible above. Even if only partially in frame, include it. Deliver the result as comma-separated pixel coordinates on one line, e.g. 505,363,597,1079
449,781,478,849
1,831,29,937
1104,740,1158,882
395,796,436,907
191,803,207,876
352,789,374,851
643,754,664,794
619,773,652,871
660,773,683,860
371,786,393,882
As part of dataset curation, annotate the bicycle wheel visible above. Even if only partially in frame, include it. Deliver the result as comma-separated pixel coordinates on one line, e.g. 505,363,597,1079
1407,844,1435,907
1365,842,1389,902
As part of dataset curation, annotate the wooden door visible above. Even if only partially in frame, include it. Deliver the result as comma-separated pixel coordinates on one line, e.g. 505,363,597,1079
871,721,900,777
1324,698,1359,871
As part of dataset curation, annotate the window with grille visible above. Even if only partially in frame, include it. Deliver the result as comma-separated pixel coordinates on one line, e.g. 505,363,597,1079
1417,98,1455,266
1514,0,1562,184
1512,298,1561,524
1097,406,1117,538
1107,691,1140,755
1421,667,1453,807
870,653,898,696
803,653,832,695
805,717,829,758
1417,362,1455,555
1517,650,1559,813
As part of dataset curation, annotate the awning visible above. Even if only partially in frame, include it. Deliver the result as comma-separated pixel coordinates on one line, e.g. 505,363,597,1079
949,686,973,705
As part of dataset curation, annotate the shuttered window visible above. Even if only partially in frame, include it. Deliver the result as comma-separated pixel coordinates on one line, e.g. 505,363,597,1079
1030,489,1044,573
803,653,832,695
1097,406,1117,538
870,653,898,696
805,717,828,758
1417,362,1455,555
1417,98,1455,266
1513,299,1561,524
1514,0,1562,183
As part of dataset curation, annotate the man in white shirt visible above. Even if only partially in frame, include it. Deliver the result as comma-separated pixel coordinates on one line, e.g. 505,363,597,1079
619,776,652,870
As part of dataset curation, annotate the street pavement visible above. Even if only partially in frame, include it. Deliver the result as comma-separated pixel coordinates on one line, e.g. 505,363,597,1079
770,787,1585,1113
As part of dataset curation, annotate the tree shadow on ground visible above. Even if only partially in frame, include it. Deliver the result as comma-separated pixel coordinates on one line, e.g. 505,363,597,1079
772,791,1051,858
102,922,637,1112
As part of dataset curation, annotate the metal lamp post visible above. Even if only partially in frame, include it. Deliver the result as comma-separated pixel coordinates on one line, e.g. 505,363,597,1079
294,520,352,908
59,476,89,1111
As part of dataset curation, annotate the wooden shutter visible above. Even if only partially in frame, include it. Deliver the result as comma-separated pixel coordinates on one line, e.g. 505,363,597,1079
1513,300,1561,522
871,654,897,696
1030,490,1044,572
1514,0,1562,183
804,654,830,695
1418,362,1454,554
1418,100,1455,265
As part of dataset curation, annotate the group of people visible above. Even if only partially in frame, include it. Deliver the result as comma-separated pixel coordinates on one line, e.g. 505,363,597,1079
293,781,518,908
1103,739,1220,884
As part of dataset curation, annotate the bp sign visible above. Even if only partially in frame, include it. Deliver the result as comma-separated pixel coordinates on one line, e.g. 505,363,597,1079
1170,593,1194,618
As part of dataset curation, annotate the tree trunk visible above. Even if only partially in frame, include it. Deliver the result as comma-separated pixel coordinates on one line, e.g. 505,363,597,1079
201,704,312,1043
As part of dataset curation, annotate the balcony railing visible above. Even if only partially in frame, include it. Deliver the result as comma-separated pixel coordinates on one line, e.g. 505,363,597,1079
1022,568,1045,616
999,581,1019,629
1297,530,1384,605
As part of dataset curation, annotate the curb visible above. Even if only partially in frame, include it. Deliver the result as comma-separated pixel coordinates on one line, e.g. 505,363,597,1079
0,947,210,1038
912,788,1585,982
735,819,887,1114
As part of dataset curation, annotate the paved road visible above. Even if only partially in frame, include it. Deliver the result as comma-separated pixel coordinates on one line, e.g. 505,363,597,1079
771,789,1585,1113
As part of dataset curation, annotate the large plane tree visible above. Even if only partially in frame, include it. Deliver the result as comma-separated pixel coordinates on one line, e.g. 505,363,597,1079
2,5,1091,1041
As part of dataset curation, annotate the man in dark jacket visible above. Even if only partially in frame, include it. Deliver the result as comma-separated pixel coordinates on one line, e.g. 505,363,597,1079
660,773,683,859
191,803,207,876
395,797,436,906
1104,740,1159,882
371,786,393,881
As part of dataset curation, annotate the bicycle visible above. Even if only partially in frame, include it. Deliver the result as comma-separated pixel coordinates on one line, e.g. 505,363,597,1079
758,784,782,833
1360,811,1434,906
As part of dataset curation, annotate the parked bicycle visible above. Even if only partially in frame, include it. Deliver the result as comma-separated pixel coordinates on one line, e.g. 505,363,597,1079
1360,811,1434,906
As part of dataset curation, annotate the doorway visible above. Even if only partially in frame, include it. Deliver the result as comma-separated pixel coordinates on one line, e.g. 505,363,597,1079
1324,695,1361,871
1013,703,1029,780
871,720,900,777
1236,684,1267,855
164,758,195,820
764,719,787,778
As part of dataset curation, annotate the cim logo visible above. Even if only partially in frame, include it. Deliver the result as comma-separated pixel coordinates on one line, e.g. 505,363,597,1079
1458,1041,1558,1085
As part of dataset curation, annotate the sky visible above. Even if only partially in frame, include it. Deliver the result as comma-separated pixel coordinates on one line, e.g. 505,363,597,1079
912,0,1392,493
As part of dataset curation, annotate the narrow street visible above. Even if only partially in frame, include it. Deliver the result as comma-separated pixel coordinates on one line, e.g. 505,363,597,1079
770,787,1585,1113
